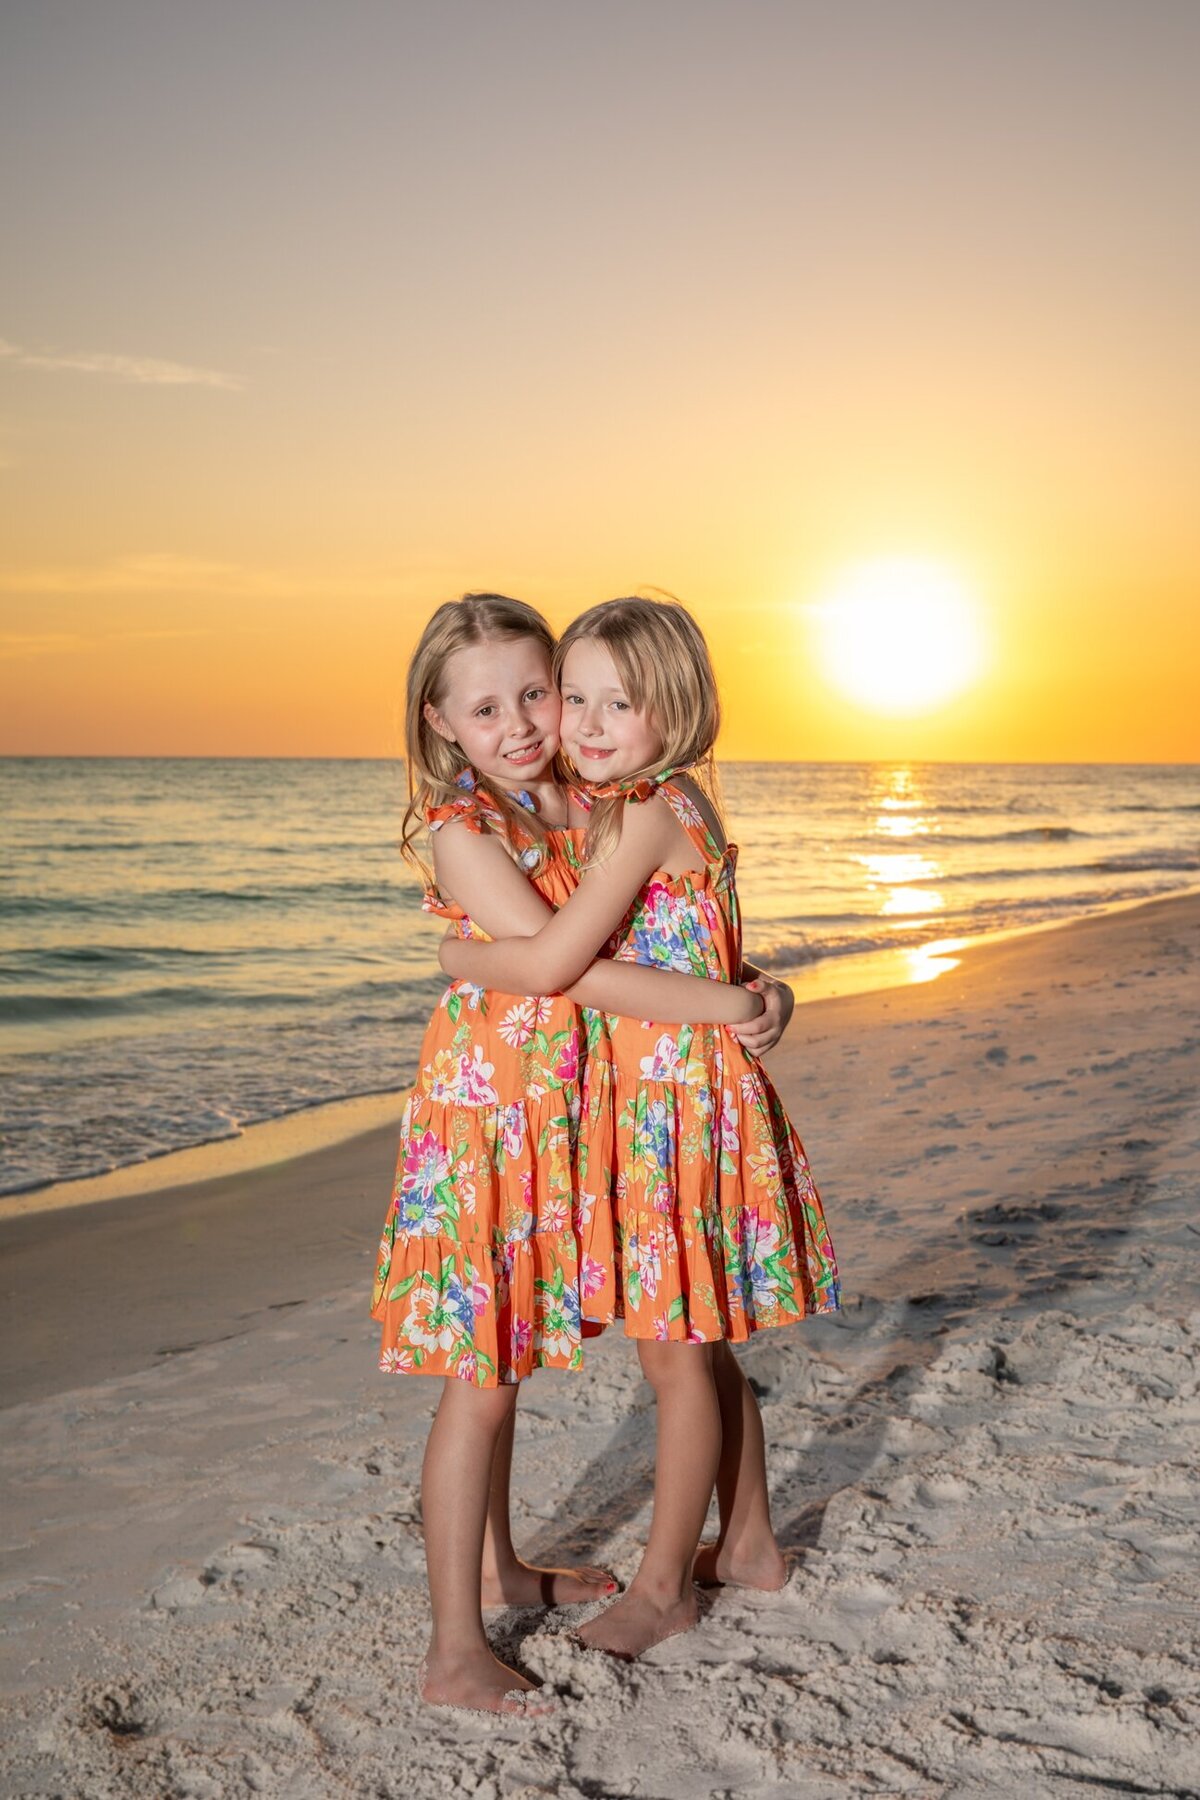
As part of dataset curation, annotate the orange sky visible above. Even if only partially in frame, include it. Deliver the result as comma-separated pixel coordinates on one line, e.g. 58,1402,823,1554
2,2,1198,762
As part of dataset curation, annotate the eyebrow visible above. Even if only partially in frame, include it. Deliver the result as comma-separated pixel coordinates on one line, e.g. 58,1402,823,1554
462,677,551,705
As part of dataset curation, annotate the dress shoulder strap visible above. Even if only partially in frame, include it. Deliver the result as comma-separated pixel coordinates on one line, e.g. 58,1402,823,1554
425,768,507,837
655,780,726,865
582,764,724,864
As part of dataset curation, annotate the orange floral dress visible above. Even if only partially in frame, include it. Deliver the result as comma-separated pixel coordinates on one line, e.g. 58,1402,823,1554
370,774,614,1386
580,776,841,1342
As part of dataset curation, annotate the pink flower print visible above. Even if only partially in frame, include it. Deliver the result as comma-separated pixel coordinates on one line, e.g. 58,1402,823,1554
397,1130,452,1233
573,1189,596,1231
379,1346,415,1373
492,1242,515,1308
455,1350,479,1383
640,1033,687,1083
718,1089,741,1156
500,1104,526,1159
510,1316,533,1362
653,1316,671,1341
471,1277,491,1316
554,1029,580,1085
461,1045,499,1105
581,1255,607,1299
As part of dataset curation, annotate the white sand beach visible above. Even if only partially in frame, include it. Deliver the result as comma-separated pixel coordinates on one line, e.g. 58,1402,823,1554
2,894,1198,1798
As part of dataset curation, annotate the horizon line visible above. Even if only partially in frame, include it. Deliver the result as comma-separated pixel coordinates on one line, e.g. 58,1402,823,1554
1,753,1197,771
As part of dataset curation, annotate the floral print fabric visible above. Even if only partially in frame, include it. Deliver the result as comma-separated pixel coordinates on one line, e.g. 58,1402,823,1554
371,778,613,1385
583,779,841,1342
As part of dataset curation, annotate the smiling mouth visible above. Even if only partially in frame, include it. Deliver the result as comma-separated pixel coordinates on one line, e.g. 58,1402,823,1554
503,740,545,764
576,745,615,759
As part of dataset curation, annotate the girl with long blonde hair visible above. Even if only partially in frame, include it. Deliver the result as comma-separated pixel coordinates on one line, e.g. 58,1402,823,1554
372,594,785,1714
440,595,841,1660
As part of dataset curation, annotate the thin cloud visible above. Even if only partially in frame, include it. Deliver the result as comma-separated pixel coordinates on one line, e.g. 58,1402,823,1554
0,555,437,602
0,626,215,661
0,336,241,391
0,632,90,661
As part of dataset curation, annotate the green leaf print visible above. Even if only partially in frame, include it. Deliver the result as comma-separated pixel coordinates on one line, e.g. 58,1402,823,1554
667,1294,685,1323
447,991,462,1025
627,1266,643,1309
537,1124,549,1155
533,1264,566,1301
386,1273,419,1303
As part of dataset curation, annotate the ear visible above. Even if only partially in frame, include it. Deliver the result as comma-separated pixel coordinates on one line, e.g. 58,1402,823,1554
423,700,457,744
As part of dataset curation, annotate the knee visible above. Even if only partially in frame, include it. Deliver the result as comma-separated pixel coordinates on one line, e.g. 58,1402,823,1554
637,1338,714,1394
438,1376,519,1433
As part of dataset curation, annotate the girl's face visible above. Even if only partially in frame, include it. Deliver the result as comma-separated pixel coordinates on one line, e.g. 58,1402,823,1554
426,636,561,786
559,637,664,780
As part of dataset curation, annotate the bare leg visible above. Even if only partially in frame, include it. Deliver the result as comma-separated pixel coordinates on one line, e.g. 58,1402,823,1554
694,1340,786,1590
481,1404,617,1607
577,1340,721,1658
419,1378,554,1715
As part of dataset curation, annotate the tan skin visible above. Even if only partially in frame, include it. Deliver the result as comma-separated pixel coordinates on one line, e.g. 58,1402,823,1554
439,637,792,1661
412,636,791,1712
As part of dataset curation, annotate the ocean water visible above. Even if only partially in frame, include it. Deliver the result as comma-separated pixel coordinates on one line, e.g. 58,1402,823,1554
2,758,1197,1195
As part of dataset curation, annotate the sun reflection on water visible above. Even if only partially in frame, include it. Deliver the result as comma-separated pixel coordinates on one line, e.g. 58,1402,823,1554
859,766,947,925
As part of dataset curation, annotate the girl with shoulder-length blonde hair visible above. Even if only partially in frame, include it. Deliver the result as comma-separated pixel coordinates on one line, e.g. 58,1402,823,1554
440,592,841,1663
372,593,777,1716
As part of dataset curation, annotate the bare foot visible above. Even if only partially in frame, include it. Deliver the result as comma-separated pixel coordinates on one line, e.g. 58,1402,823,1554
482,1560,617,1609
693,1539,787,1591
418,1649,557,1717
574,1586,699,1659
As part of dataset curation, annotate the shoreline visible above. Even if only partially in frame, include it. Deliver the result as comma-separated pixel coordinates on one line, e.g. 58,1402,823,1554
1,878,1196,1795
1,886,1196,1415
6,883,1197,1224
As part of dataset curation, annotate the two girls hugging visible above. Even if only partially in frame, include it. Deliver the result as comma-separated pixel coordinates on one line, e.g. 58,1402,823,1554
370,592,840,1715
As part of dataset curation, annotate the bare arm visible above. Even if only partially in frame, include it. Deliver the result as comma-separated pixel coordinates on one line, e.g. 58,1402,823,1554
567,957,762,1026
729,960,796,1054
430,821,762,1025
433,796,679,993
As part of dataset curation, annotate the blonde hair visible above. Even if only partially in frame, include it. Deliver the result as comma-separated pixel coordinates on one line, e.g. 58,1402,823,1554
557,594,724,866
400,593,559,883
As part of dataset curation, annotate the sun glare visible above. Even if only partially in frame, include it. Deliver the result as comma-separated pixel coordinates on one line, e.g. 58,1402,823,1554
811,558,985,715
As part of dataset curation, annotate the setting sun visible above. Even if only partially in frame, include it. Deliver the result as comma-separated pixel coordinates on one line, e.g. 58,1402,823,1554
810,559,986,716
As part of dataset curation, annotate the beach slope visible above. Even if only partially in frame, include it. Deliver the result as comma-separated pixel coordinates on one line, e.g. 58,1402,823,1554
1,896,1198,1798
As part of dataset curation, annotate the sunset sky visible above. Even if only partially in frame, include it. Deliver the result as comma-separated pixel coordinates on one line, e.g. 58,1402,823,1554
2,0,1197,762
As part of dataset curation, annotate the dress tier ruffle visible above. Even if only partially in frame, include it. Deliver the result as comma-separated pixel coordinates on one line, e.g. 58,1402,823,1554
371,778,612,1386
585,778,842,1342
